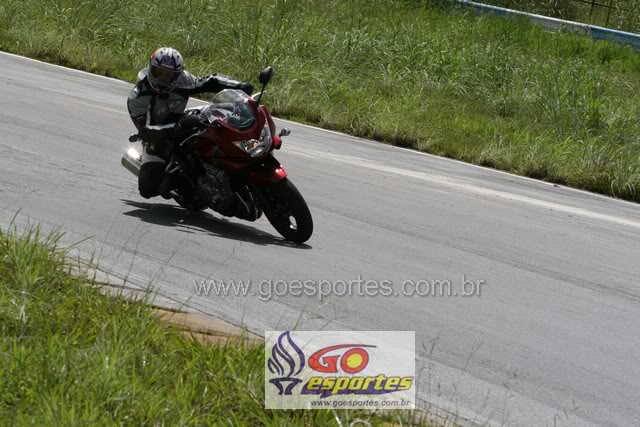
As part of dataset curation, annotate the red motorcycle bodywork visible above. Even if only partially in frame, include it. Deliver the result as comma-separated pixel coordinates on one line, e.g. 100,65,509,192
190,101,286,184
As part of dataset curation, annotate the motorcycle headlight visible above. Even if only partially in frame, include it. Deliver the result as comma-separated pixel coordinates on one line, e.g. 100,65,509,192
127,146,141,161
232,125,272,157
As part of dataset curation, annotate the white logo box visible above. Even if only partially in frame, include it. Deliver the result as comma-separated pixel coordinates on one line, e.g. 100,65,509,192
265,330,415,410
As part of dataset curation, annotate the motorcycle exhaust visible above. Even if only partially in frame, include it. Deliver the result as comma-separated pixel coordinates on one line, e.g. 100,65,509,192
121,146,142,177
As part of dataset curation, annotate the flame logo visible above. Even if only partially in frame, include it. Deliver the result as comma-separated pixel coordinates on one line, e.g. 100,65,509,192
267,331,305,395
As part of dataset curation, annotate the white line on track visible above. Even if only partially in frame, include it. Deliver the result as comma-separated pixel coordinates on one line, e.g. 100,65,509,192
288,145,640,229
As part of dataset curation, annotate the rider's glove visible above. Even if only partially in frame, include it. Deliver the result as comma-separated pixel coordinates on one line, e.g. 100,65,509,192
239,83,254,96
139,126,172,146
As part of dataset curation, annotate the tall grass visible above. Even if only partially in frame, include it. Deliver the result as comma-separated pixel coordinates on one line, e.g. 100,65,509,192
0,223,428,425
1,0,639,201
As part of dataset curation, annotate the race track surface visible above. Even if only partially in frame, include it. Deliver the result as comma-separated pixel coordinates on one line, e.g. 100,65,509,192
1,52,639,426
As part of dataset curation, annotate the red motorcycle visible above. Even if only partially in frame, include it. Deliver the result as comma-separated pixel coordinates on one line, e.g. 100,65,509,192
121,67,313,244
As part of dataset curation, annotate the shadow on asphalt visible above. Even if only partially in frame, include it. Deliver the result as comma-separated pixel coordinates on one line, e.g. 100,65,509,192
120,199,312,249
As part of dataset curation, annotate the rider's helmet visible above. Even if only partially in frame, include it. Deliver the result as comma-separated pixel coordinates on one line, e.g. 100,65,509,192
147,47,184,94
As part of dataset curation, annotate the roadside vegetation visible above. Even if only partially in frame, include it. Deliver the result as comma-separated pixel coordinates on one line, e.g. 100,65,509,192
0,223,428,425
1,0,639,201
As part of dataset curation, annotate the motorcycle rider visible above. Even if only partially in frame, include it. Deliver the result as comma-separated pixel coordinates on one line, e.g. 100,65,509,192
127,47,254,199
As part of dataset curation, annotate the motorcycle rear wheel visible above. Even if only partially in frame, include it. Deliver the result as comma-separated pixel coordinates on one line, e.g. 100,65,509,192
258,179,313,244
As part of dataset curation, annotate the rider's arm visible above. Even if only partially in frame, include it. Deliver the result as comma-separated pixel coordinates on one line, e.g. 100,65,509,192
127,82,151,131
180,71,254,96
127,83,175,143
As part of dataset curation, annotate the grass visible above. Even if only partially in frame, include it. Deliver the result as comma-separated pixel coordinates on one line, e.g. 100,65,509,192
0,0,639,201
0,223,428,426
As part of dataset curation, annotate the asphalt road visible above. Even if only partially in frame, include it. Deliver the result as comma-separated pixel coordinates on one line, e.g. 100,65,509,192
2,51,640,426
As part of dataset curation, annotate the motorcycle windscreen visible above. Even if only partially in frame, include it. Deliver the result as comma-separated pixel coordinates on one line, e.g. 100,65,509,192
201,89,256,130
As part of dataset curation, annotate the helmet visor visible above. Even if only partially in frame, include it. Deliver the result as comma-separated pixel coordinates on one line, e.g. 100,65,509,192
150,65,181,84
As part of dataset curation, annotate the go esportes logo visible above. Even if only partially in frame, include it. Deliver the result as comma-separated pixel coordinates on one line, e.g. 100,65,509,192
265,331,415,409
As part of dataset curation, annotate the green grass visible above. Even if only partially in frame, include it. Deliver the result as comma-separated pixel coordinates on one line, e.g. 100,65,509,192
0,223,426,425
1,0,639,201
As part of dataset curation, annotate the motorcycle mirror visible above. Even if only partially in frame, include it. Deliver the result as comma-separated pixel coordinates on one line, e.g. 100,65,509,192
256,66,274,106
259,66,273,85
279,128,291,137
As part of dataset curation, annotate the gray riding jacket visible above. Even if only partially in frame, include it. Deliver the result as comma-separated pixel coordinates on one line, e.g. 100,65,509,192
127,67,246,130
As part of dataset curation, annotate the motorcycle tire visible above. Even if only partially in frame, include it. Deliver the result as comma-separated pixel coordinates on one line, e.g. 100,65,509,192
258,179,313,244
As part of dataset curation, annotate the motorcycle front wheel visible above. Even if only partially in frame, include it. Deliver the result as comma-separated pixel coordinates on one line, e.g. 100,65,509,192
257,179,313,244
